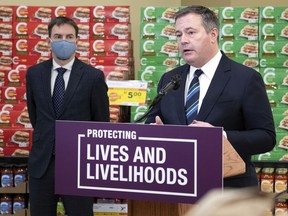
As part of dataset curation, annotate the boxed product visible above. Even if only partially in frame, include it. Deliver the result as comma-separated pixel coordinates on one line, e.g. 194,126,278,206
0,128,32,156
90,6,130,23
0,22,12,39
230,56,259,68
140,22,176,40
13,22,48,39
93,203,128,216
0,53,13,69
146,86,158,105
259,40,288,58
90,39,132,57
130,106,149,122
9,110,32,128
0,65,11,87
0,109,31,128
266,89,288,107
13,39,51,57
272,107,288,115
259,23,288,40
76,56,90,65
13,6,52,23
5,65,27,87
52,6,90,23
13,54,49,66
140,56,180,67
0,6,13,22
140,39,178,57
259,67,288,89
260,57,288,68
89,56,133,67
140,6,180,23
94,65,129,81
130,105,149,122
274,114,288,133
276,132,288,151
109,105,121,123
0,103,27,112
219,7,259,23
219,40,259,58
0,39,12,56
75,39,89,57
259,7,288,23
77,23,90,39
0,86,26,104
137,70,165,88
220,23,258,41
90,22,131,40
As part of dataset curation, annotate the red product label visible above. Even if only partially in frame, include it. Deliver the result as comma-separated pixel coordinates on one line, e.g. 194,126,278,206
0,128,32,156
94,65,129,81
90,39,132,57
0,103,27,112
13,54,50,66
91,6,130,23
52,6,90,23
89,56,133,66
13,22,48,39
1,86,26,104
13,39,51,57
90,22,131,40
14,6,52,23
5,65,27,87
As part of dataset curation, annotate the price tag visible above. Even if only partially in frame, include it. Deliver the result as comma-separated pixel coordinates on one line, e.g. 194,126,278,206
107,80,148,106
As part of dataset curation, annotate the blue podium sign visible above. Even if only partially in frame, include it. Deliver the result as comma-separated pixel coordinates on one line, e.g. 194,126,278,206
55,121,223,203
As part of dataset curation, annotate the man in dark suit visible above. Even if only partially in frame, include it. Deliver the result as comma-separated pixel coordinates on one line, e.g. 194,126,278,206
145,6,276,188
26,17,110,216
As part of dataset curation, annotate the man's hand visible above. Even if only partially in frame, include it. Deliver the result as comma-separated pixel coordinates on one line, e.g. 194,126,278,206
150,116,164,125
189,120,214,127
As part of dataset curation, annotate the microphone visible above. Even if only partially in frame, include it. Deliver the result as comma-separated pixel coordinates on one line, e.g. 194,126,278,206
159,74,181,96
133,74,181,123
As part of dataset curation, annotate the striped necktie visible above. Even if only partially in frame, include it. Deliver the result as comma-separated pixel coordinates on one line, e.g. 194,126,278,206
53,67,67,118
186,69,203,125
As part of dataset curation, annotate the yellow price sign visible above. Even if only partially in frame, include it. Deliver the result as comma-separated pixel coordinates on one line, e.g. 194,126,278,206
107,80,148,106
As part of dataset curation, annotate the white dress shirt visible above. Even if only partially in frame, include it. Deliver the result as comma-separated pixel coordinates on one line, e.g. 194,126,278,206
50,58,75,96
185,50,222,112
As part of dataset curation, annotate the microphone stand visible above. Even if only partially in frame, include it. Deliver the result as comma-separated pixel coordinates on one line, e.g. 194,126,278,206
133,75,181,123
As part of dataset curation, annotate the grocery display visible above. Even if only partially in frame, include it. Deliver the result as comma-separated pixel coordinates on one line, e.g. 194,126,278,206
136,6,288,162
0,4,287,216
0,5,132,216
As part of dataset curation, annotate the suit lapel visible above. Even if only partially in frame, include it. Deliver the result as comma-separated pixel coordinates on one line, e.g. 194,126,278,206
41,60,55,117
197,54,231,121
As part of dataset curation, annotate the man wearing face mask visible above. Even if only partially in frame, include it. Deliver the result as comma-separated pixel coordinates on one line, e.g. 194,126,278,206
26,16,110,216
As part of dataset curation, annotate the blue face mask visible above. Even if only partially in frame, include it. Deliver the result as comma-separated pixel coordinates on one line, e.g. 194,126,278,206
51,40,77,60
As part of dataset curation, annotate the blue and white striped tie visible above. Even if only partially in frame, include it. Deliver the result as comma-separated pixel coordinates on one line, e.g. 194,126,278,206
186,69,203,125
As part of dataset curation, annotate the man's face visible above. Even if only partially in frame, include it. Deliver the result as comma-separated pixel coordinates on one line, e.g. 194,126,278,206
47,23,78,62
49,23,77,43
175,13,217,68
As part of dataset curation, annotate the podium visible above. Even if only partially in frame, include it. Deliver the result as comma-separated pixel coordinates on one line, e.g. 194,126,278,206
54,121,245,216
129,137,245,216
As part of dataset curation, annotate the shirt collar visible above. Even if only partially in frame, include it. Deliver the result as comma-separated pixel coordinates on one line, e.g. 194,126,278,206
52,57,75,71
189,50,222,79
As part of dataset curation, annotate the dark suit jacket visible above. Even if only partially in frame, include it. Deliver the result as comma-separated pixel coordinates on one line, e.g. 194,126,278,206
146,53,276,188
26,58,110,178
